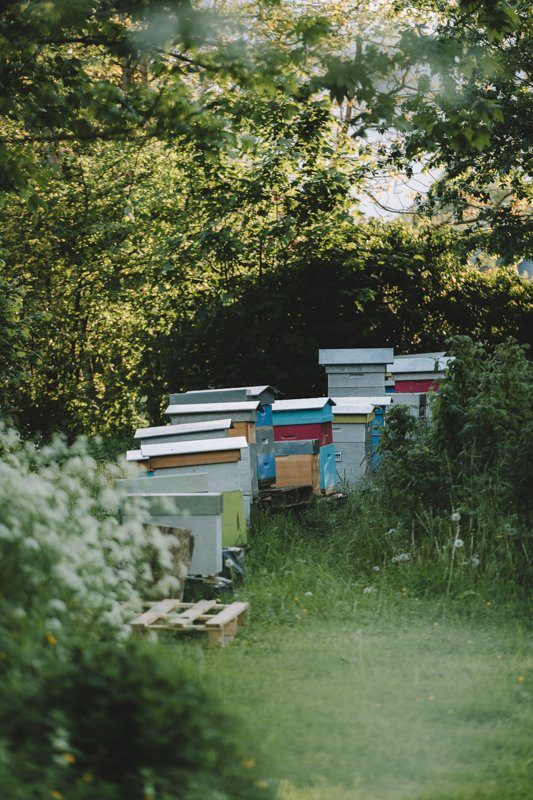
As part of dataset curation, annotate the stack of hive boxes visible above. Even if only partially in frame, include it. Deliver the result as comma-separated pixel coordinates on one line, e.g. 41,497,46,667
387,353,451,418
272,398,336,495
318,348,394,398
331,400,375,487
318,349,394,483
166,385,279,490
131,418,249,543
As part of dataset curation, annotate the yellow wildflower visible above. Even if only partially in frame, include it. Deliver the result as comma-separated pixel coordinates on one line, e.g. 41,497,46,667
242,758,257,769
51,792,63,800
82,773,94,783
63,753,75,764
518,675,525,683
255,779,269,789
46,633,57,646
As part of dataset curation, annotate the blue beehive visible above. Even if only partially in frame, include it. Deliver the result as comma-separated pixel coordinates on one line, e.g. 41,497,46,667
319,443,336,493
272,397,335,427
272,399,336,494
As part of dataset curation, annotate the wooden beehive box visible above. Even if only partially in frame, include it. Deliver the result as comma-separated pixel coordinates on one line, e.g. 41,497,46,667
274,453,320,494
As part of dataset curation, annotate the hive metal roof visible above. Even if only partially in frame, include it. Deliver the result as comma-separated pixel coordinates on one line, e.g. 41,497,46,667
126,449,149,462
319,348,394,366
185,385,280,397
140,436,248,458
164,401,262,416
387,356,451,373
134,419,234,440
272,397,335,411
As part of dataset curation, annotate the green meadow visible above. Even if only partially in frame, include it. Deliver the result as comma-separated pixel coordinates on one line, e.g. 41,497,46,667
182,574,531,800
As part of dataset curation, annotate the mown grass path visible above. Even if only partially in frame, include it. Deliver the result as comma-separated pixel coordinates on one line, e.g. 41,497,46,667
184,604,531,800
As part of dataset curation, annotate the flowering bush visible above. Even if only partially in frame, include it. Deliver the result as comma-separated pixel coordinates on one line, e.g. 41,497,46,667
0,425,181,636
0,426,271,799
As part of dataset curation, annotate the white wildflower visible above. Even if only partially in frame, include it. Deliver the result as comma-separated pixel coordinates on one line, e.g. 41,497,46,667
363,586,376,594
453,538,464,548
451,511,461,523
372,566,380,572
391,553,411,563
470,555,481,567
48,598,67,613
304,591,313,598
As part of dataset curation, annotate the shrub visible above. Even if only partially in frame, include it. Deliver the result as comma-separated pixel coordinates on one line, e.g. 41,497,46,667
0,636,272,800
0,425,181,638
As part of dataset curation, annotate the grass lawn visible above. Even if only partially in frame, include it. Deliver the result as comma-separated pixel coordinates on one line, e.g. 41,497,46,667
181,602,532,800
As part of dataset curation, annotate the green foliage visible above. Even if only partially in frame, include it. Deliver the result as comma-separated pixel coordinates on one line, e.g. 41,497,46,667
0,636,272,800
0,423,272,800
0,425,183,638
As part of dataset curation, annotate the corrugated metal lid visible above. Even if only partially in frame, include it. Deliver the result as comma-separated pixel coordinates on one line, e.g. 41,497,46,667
140,436,248,458
134,419,233,440
272,397,335,411
394,352,446,360
388,356,451,373
126,449,149,462
164,401,262,415
186,385,280,397
319,348,394,365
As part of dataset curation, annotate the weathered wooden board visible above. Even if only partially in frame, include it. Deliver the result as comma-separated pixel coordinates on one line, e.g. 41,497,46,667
145,451,241,469
228,421,256,443
274,454,320,494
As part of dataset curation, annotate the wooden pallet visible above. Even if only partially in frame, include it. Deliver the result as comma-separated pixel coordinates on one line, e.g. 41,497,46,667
259,483,313,510
131,599,249,647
